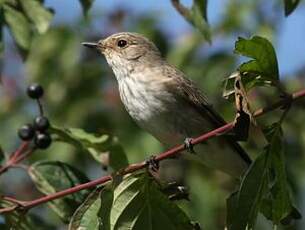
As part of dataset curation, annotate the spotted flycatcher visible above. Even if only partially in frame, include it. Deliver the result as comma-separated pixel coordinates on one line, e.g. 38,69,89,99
83,32,251,178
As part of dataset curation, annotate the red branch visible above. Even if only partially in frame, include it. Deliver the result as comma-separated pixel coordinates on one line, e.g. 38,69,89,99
0,142,31,175
0,88,305,214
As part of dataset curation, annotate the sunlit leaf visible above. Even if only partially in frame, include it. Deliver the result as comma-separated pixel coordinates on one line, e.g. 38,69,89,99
69,187,103,230
284,0,300,16
29,161,91,222
79,0,94,16
228,152,269,230
51,126,129,170
110,173,193,230
3,4,32,50
19,0,54,34
234,36,279,89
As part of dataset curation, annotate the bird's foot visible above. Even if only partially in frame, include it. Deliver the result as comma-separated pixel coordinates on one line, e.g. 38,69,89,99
145,155,159,172
145,155,160,182
184,138,196,154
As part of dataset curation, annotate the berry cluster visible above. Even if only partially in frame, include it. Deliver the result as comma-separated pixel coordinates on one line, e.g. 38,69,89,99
17,84,52,149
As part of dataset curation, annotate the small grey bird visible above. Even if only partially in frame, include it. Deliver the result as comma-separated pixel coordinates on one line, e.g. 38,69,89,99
83,32,251,178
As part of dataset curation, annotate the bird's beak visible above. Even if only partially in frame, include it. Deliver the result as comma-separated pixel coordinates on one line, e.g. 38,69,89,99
82,42,99,49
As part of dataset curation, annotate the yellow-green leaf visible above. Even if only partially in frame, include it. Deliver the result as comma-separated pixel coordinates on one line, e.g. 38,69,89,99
19,0,54,34
3,4,32,50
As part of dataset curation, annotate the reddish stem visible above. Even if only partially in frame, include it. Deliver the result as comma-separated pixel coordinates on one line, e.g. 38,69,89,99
0,142,30,175
9,142,30,162
0,88,305,214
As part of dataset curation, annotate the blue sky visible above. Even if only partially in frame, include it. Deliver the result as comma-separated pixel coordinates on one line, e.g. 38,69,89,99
45,0,305,76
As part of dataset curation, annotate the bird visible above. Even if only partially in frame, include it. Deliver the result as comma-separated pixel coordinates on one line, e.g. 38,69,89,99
82,32,251,178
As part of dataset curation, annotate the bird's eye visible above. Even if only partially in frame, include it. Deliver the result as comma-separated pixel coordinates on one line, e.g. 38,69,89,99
117,39,127,48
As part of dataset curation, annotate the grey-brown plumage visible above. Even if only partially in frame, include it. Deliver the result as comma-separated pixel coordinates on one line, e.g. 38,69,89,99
83,32,251,178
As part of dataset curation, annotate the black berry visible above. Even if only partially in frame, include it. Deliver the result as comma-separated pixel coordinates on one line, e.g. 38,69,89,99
27,84,44,99
18,124,35,141
34,133,52,149
34,116,50,131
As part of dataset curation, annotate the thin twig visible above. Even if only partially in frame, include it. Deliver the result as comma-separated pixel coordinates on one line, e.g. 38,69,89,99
0,142,30,175
8,142,29,162
0,88,305,214
36,99,44,116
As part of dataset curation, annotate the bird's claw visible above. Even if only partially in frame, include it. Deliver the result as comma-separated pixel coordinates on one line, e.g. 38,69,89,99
145,155,159,172
184,138,196,154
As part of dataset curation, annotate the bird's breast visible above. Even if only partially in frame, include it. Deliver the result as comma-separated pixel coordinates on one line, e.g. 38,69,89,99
118,76,172,121
118,74,187,144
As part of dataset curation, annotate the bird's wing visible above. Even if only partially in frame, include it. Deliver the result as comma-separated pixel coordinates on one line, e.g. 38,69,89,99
164,66,252,165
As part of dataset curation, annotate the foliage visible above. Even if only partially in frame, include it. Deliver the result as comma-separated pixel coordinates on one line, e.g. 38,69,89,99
0,0,304,230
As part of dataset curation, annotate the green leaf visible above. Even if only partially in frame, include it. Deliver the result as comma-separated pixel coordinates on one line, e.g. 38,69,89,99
234,36,279,88
226,192,238,228
98,186,114,229
51,126,129,171
229,152,269,230
69,187,103,230
28,161,91,222
19,0,53,34
172,0,210,42
284,0,300,16
110,173,193,230
79,0,94,16
262,123,294,224
3,4,32,50
190,0,211,43
0,200,55,230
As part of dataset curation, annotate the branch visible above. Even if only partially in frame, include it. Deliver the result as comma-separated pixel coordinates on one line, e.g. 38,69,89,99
0,142,31,175
0,88,305,214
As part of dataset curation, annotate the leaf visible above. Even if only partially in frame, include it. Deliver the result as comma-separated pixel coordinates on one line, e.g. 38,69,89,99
19,0,54,34
28,161,91,222
171,0,210,43
51,126,129,171
79,0,94,16
98,186,114,229
226,191,238,228
69,187,103,230
0,200,55,230
229,152,269,230
190,0,211,43
284,0,300,16
3,4,32,50
234,36,279,89
262,123,295,224
110,173,193,230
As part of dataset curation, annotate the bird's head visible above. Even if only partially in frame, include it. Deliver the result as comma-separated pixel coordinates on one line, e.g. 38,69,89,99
82,32,162,71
